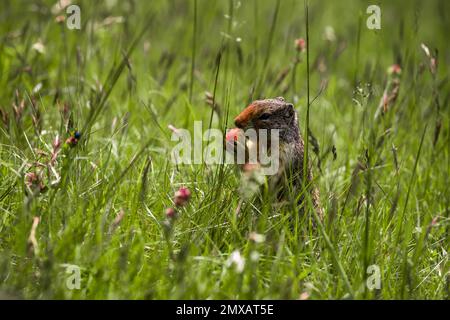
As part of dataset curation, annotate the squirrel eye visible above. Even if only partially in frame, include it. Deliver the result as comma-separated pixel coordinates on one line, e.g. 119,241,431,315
258,113,271,120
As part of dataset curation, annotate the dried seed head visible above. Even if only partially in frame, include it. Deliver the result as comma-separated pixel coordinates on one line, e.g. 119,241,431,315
55,15,65,23
295,38,306,52
387,64,401,76
165,207,177,218
53,135,61,150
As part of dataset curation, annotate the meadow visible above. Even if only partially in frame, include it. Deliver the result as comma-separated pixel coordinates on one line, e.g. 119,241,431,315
0,0,448,299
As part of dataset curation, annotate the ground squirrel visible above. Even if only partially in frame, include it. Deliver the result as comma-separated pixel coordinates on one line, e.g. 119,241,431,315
230,96,324,220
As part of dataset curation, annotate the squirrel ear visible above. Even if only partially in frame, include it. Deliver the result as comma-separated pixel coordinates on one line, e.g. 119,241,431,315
276,96,285,102
284,103,295,118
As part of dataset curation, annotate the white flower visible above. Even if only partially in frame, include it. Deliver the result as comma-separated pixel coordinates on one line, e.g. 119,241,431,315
323,26,336,42
250,251,260,262
227,250,245,273
249,232,266,243
32,41,46,54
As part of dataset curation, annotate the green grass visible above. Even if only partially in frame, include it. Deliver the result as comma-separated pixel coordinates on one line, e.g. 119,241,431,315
0,0,448,299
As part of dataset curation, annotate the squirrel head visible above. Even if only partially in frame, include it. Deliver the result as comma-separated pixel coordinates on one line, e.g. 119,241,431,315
234,97,297,133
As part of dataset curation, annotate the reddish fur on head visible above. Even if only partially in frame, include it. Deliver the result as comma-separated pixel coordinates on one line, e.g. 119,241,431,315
233,97,297,134
234,104,258,129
